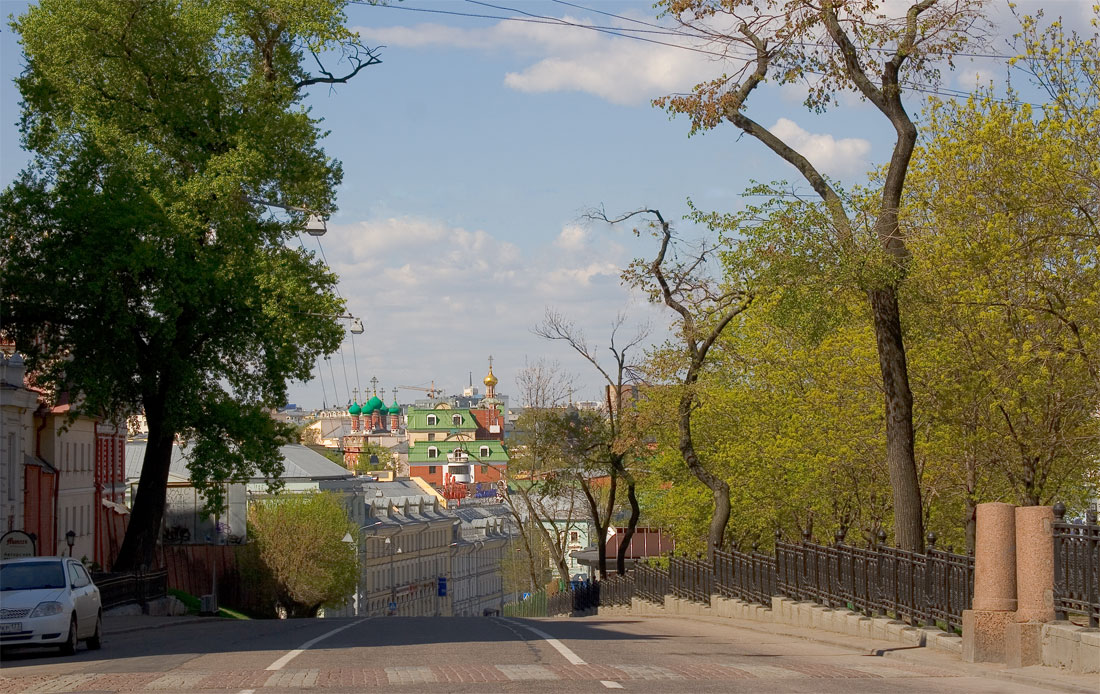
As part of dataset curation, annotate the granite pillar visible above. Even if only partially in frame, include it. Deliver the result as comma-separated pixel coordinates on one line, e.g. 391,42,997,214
963,502,1017,663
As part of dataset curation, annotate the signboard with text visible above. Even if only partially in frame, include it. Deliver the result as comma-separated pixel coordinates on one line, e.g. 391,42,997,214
0,530,36,559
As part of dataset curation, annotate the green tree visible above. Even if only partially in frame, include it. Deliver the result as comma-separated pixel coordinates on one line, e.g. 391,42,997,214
655,0,988,551
0,0,378,570
902,12,1100,543
247,492,357,617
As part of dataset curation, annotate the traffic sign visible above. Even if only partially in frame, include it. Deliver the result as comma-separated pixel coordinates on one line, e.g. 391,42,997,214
437,576,447,597
388,601,397,613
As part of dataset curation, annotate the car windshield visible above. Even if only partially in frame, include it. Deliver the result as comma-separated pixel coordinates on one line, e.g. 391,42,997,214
0,561,67,590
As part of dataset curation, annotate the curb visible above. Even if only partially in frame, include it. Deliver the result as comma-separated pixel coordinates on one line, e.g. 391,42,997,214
103,616,225,636
609,612,1093,694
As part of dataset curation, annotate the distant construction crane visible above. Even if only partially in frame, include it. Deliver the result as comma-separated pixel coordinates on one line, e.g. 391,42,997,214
398,381,445,399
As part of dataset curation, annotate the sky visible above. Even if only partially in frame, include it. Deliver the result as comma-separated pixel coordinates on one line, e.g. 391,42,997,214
1,0,1095,410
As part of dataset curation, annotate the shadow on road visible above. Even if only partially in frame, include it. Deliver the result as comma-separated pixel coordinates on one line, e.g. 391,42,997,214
0,615,665,669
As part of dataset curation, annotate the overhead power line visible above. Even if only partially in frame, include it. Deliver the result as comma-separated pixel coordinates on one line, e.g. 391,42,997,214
353,0,1047,107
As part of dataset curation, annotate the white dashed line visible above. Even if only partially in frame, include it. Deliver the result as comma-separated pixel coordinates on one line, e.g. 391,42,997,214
265,619,366,671
601,680,624,689
497,617,587,665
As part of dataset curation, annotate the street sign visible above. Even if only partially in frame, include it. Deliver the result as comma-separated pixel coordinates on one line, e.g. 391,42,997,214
437,577,447,597
388,601,397,613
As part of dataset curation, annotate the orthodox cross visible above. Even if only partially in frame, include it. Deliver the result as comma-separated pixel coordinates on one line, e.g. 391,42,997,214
370,375,379,395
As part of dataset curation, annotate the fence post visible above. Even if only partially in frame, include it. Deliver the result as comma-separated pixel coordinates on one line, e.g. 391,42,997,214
925,531,937,627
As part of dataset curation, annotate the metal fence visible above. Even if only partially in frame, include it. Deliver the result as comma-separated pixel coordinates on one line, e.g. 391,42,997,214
670,554,712,603
1053,503,1099,628
503,591,548,617
714,546,776,606
504,582,601,618
599,573,634,607
93,569,169,610
634,561,668,605
620,530,975,633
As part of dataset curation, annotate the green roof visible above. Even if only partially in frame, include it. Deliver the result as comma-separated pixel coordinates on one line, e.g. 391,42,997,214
405,408,477,431
408,439,509,464
348,401,362,415
365,395,384,412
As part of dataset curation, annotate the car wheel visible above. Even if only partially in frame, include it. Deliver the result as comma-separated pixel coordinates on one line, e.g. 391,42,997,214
86,612,102,650
60,616,78,656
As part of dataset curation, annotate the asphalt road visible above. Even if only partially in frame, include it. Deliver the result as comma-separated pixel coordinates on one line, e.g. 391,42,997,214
0,615,1069,693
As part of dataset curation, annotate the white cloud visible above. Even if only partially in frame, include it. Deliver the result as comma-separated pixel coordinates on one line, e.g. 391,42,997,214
357,16,722,106
768,118,872,177
554,224,588,251
287,215,656,409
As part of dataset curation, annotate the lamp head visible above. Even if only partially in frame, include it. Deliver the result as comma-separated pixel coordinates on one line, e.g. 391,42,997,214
65,530,75,548
305,214,327,237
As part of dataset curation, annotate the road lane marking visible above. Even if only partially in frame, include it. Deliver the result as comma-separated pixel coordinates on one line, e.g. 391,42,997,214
601,681,624,689
497,617,586,665
265,619,366,671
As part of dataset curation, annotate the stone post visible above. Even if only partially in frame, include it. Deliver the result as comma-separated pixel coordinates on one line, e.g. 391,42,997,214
963,502,1017,663
1005,505,1055,667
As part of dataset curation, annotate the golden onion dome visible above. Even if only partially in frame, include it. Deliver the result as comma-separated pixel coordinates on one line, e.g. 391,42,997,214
483,367,498,388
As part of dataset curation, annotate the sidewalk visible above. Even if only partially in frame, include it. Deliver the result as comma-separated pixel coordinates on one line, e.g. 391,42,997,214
662,612,1099,694
103,614,224,636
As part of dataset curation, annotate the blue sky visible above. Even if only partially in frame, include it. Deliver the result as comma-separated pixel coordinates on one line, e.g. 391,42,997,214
1,1,1094,409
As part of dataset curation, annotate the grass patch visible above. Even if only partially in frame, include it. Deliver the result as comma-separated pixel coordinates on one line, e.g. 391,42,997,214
167,588,251,619
216,605,251,620
168,588,201,614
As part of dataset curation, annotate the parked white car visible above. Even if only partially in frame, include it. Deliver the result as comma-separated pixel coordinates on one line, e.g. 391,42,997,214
0,557,102,654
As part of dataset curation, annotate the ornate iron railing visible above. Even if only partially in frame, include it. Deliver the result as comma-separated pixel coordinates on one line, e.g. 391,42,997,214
599,573,634,606
714,545,776,606
1053,503,1099,628
92,568,168,610
634,561,668,605
605,529,974,632
670,554,712,603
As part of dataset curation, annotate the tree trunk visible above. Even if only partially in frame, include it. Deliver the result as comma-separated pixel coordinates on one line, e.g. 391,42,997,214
616,471,640,576
678,390,730,559
868,285,924,551
113,409,174,571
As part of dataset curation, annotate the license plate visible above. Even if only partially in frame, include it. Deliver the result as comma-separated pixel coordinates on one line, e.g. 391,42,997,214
0,623,21,634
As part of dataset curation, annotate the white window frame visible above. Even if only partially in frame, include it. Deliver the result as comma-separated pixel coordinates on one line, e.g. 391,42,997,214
426,414,438,426
427,446,438,459
479,445,490,458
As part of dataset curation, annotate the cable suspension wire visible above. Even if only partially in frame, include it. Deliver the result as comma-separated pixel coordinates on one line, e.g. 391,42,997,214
316,357,330,410
327,354,343,406
338,341,353,403
350,332,363,399
354,0,1066,106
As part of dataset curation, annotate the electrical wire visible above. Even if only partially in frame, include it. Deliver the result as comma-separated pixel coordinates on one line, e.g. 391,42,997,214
353,0,1064,106
316,357,330,410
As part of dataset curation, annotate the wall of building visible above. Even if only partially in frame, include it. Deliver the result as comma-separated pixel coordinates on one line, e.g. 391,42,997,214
41,413,97,559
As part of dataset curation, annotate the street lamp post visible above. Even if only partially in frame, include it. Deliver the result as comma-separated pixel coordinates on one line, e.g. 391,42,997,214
65,530,75,557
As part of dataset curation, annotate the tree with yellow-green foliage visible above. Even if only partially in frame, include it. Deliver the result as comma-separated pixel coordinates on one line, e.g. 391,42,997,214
634,9,1099,554
248,492,357,618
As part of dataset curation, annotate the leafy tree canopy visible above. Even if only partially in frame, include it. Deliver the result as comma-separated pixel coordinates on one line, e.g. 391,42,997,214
0,0,376,568
248,492,357,617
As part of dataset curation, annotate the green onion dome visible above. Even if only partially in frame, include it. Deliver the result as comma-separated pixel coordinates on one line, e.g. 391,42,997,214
366,395,384,412
388,400,400,415
348,401,362,416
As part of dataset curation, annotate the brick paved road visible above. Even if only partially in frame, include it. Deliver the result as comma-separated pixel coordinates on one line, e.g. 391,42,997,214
0,615,1066,693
